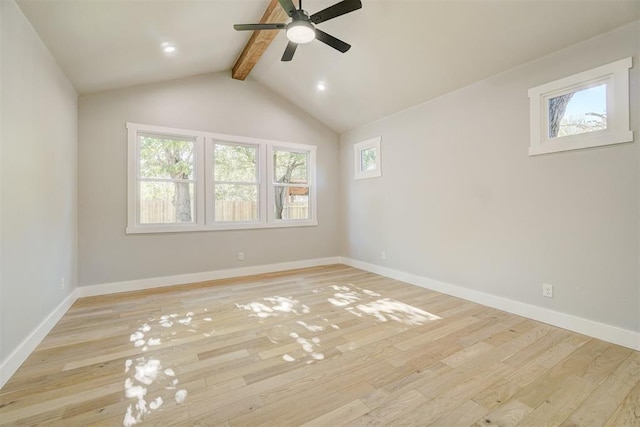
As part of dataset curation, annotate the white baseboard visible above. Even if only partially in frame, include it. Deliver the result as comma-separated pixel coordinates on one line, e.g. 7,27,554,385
340,257,640,351
76,257,342,297
0,289,78,389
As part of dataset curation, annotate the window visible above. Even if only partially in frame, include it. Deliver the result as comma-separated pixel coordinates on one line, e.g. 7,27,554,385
271,148,311,221
354,136,382,179
137,134,197,224
127,123,317,233
213,143,259,222
528,57,633,156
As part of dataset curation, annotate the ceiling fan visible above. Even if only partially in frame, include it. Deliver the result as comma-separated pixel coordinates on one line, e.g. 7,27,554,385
233,0,362,61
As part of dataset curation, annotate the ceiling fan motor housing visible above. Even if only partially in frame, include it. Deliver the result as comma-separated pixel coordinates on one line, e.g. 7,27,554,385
286,15,316,44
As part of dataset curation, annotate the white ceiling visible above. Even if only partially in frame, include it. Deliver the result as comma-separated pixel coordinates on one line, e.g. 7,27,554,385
17,0,640,133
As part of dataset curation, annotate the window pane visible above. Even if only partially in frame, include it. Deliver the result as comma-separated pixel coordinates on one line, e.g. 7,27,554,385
274,186,309,220
214,144,257,183
274,150,308,184
548,84,607,138
139,181,194,224
215,184,258,221
139,135,194,179
360,147,377,171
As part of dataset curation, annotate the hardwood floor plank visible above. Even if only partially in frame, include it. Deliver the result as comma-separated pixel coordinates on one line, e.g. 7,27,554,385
511,337,608,409
429,399,489,426
472,377,521,411
0,265,637,426
604,379,640,426
348,389,428,426
563,352,640,426
397,362,514,425
301,399,370,427
518,375,594,426
473,399,533,426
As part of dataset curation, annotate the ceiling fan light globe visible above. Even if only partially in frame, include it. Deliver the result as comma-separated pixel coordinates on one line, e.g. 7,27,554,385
286,21,315,44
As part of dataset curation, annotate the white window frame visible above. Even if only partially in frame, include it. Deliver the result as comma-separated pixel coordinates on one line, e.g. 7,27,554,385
528,57,633,156
354,136,382,179
267,145,317,224
126,123,317,234
209,140,263,227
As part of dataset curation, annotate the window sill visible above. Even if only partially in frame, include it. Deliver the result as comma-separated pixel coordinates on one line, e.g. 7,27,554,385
126,220,319,234
528,129,633,156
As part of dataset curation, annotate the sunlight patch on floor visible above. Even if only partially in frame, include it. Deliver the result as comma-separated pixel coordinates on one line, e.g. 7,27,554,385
329,284,440,325
236,296,310,319
122,310,209,426
234,282,439,371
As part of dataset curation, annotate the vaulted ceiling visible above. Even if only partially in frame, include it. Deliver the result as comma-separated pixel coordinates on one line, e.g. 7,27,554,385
16,0,640,133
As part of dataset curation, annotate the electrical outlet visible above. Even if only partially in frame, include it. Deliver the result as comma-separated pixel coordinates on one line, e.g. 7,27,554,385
381,251,386,260
238,251,244,261
542,284,553,298
60,277,65,290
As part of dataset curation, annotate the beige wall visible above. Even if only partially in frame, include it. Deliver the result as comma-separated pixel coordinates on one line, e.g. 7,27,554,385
339,22,640,333
78,73,339,286
0,0,78,362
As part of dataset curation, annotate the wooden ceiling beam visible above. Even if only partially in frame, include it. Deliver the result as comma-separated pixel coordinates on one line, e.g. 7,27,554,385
232,0,288,80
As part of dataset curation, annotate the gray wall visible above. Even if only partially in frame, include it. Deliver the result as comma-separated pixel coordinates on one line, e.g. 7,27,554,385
78,73,339,286
0,0,78,362
339,22,640,333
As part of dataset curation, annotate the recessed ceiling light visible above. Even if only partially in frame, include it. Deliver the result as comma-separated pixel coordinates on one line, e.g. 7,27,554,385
316,82,326,91
161,43,176,54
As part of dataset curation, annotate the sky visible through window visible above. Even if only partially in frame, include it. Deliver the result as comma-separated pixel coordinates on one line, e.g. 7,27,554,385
563,84,606,117
555,83,607,138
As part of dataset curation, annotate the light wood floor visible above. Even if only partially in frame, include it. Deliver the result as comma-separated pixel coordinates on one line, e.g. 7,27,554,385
1,265,638,426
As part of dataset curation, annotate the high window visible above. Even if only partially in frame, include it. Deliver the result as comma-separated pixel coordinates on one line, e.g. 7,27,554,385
127,123,317,233
528,57,632,156
353,136,382,180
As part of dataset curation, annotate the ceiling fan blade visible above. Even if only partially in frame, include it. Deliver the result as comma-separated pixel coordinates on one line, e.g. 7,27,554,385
233,23,285,31
315,29,351,53
281,41,298,61
310,0,362,24
278,0,297,17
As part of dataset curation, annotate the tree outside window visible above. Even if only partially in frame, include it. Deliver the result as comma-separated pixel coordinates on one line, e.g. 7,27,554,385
127,122,318,233
214,143,258,222
138,135,195,224
273,150,309,220
548,84,607,138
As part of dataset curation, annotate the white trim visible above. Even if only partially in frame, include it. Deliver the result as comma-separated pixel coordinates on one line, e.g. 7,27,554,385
76,257,341,297
0,290,78,389
528,57,633,156
339,257,640,351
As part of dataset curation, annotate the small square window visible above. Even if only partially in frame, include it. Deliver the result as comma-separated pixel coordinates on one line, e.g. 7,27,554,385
354,137,381,180
528,57,632,156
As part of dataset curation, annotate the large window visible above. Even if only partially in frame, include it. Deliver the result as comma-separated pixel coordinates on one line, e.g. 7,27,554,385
127,123,317,233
